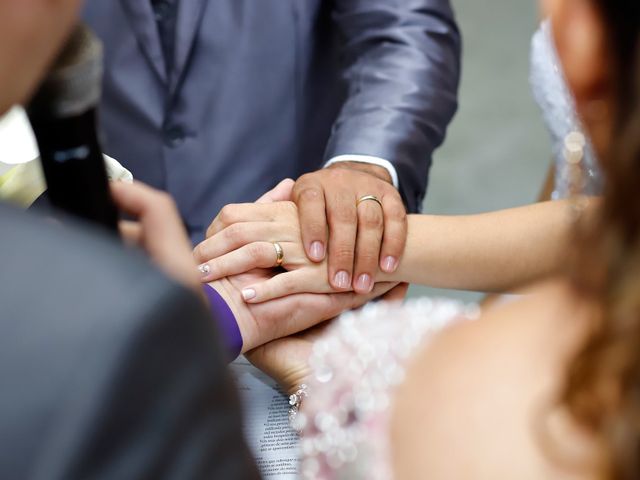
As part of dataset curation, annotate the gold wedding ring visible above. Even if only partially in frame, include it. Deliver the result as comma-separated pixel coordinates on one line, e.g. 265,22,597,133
357,195,383,209
273,242,285,267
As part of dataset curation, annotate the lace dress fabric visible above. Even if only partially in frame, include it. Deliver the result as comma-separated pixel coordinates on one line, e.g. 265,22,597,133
529,20,603,199
298,299,480,480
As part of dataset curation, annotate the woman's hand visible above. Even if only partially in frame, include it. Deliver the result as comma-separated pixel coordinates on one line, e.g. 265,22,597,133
194,200,338,303
111,181,202,298
210,268,397,353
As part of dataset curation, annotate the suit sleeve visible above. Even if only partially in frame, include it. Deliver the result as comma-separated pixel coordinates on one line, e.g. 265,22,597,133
325,0,461,212
57,282,260,480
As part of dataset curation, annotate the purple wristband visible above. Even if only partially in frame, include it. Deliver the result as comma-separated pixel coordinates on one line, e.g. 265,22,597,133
202,284,243,361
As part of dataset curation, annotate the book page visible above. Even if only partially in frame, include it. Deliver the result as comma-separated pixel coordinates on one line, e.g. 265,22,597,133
230,357,299,479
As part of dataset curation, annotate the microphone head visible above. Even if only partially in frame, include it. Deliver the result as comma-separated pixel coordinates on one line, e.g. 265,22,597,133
28,24,103,118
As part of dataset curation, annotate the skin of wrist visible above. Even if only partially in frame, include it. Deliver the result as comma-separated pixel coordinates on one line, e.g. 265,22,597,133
327,161,393,184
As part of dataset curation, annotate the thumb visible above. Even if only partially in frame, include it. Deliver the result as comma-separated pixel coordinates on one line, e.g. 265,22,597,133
256,178,295,204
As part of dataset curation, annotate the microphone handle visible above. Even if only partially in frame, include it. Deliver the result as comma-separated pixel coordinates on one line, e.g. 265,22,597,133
28,108,119,232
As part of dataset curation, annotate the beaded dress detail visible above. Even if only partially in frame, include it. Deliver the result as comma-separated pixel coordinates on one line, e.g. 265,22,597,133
530,20,603,198
297,299,480,480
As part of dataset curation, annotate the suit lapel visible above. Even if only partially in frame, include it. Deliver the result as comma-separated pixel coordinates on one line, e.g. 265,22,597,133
170,0,207,93
119,0,168,85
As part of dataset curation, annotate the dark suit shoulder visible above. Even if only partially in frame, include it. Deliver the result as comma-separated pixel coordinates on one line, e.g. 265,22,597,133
0,205,258,479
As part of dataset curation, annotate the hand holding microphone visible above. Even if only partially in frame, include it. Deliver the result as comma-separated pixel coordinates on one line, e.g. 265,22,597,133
25,25,208,295
27,24,118,232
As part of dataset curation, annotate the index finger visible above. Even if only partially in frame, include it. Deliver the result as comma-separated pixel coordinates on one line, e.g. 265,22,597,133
256,178,296,204
245,281,396,345
111,182,180,235
206,203,285,238
110,181,190,256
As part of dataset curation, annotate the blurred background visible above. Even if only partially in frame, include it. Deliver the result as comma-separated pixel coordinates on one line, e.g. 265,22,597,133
409,0,551,302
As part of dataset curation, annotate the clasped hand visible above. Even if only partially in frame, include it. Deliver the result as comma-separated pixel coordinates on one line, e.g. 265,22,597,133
112,167,408,393
195,164,408,302
193,166,409,392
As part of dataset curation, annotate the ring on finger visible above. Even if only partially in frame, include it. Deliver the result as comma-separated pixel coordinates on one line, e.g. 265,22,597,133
273,242,285,267
356,195,383,209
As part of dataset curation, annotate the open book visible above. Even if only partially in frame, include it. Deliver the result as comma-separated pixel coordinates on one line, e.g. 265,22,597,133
230,357,300,479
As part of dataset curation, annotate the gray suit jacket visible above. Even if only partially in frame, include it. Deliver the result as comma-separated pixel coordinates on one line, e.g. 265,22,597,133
0,204,259,479
83,0,461,242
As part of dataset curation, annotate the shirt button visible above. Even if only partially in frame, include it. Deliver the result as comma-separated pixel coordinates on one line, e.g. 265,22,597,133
164,126,185,148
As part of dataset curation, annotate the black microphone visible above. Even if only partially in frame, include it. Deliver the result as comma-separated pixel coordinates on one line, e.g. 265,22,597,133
26,24,118,233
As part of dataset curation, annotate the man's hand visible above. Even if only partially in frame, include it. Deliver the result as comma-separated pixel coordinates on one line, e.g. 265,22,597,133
211,269,396,354
293,162,407,294
112,181,202,298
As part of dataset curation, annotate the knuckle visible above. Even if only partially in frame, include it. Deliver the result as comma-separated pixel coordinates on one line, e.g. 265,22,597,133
223,223,245,244
156,191,176,210
290,295,304,313
332,244,355,263
283,201,298,218
297,173,315,184
196,242,215,260
217,207,231,225
214,260,230,277
381,181,398,193
305,222,326,238
326,168,345,182
360,207,384,229
246,243,266,262
293,174,314,193
356,250,380,267
218,204,238,225
297,187,322,203
205,259,221,276
332,205,356,224
279,274,296,291
386,203,408,223
192,244,205,262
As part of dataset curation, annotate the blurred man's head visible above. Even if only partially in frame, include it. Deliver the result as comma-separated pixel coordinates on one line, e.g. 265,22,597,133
0,0,82,115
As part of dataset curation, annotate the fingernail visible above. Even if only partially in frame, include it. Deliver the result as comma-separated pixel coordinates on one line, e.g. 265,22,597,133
334,271,350,290
198,263,211,276
242,288,256,301
310,241,325,261
356,274,373,293
382,256,398,273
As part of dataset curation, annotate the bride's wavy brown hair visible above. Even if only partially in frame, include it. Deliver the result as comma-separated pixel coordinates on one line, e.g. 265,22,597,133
562,0,640,478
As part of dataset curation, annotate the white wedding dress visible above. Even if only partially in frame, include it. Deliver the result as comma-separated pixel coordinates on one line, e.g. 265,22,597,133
529,20,603,198
298,299,474,479
296,22,603,480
